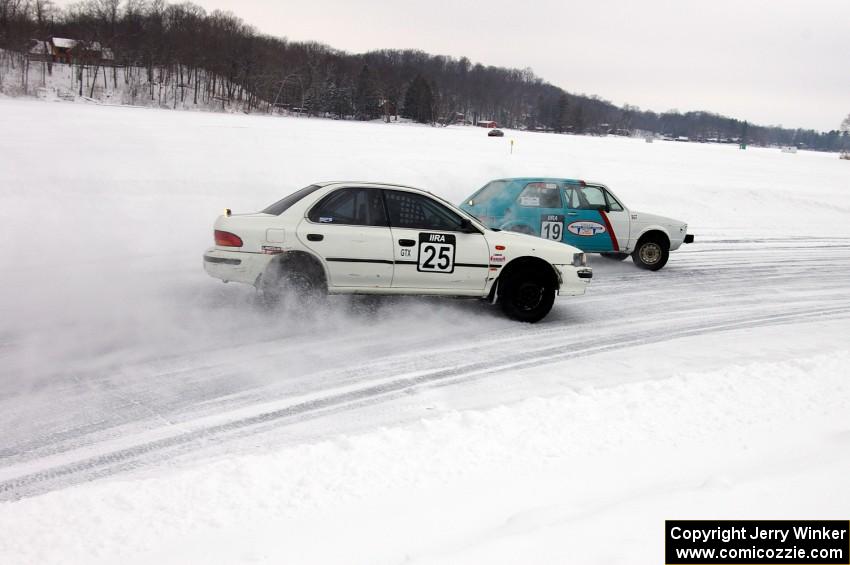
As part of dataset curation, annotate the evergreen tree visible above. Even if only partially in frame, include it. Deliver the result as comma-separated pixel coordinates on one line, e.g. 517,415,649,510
555,93,569,133
572,105,585,133
354,64,380,120
402,74,433,123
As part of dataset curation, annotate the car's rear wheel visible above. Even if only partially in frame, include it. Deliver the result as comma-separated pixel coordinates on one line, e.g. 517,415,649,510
261,262,327,309
600,252,629,261
499,270,556,323
631,237,669,271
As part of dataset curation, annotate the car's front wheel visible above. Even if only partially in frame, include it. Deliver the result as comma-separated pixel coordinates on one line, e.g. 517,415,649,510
631,237,669,271
499,270,556,323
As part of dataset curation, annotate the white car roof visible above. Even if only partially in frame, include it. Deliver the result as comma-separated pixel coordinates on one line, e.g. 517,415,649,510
317,181,422,191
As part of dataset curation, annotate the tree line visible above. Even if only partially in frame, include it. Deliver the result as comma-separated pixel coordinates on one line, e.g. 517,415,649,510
1,0,847,151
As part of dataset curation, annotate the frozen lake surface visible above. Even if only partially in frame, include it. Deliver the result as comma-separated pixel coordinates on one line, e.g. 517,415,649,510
1,99,848,564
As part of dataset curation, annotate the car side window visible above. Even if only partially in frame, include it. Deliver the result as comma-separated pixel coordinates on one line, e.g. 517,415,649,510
308,188,388,227
563,187,580,209
604,189,624,211
384,190,465,231
565,185,608,210
517,182,562,208
581,186,607,208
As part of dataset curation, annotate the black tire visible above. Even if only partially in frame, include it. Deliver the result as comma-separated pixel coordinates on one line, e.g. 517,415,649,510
499,270,556,323
261,262,326,309
631,237,669,271
600,252,629,261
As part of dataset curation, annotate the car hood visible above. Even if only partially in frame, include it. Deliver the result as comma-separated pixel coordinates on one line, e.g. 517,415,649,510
484,229,582,262
631,210,686,228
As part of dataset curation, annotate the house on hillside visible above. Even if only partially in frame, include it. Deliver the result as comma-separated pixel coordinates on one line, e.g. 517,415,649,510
28,40,51,62
477,120,498,128
49,37,77,63
378,99,397,117
46,37,115,65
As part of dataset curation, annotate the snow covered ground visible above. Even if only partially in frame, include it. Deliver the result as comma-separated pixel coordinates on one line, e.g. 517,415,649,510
1,98,848,563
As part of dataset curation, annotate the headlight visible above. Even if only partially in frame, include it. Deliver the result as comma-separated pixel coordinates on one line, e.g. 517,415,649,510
572,253,587,267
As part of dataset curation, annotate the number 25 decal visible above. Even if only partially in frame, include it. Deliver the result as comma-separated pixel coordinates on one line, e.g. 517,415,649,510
418,233,456,273
541,214,564,241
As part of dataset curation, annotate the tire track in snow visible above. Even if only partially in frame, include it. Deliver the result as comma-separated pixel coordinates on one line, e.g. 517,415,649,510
2,302,849,501
2,237,849,499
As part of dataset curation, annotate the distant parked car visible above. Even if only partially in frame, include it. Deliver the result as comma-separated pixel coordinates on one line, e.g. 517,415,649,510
488,129,504,137
460,178,694,271
204,182,592,322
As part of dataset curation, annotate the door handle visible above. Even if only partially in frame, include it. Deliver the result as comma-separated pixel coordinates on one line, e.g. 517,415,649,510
566,212,578,216
307,233,324,242
398,239,415,247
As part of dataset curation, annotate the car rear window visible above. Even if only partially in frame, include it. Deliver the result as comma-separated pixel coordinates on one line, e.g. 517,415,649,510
262,184,323,215
518,182,561,208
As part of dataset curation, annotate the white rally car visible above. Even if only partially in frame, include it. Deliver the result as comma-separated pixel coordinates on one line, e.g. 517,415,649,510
203,182,592,322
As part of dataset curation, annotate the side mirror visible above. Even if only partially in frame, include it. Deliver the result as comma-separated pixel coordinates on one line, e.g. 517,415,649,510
460,218,478,233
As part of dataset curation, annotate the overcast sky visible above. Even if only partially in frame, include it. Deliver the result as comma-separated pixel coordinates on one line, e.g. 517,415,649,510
57,0,849,130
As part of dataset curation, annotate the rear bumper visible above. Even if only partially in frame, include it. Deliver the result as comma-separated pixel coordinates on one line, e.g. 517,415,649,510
203,248,272,286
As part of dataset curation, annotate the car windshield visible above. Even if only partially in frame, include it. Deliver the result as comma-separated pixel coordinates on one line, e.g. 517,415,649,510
466,180,510,207
262,184,323,215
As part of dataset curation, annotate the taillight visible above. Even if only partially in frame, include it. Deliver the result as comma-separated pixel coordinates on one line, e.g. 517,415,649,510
214,230,243,247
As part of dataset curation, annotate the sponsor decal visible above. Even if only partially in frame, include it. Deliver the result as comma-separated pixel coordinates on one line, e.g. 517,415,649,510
319,217,333,223
489,254,506,263
261,246,283,254
567,220,606,237
519,196,540,206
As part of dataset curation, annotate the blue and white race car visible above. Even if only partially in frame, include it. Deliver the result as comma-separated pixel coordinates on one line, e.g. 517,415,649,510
460,178,694,270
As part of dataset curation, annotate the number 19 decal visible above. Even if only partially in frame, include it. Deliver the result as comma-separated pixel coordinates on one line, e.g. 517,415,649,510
418,233,456,273
541,214,564,241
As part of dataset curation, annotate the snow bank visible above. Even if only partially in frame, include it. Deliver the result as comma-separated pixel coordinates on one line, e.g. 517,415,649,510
1,350,848,564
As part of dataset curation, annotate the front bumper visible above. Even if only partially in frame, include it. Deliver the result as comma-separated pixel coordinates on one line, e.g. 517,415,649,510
554,265,592,297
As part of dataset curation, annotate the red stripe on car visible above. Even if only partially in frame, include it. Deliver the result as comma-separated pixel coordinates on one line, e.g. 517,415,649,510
599,210,619,251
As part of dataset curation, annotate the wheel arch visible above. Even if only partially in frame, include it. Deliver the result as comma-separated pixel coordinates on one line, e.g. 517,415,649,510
634,227,670,250
261,250,328,288
490,255,559,300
